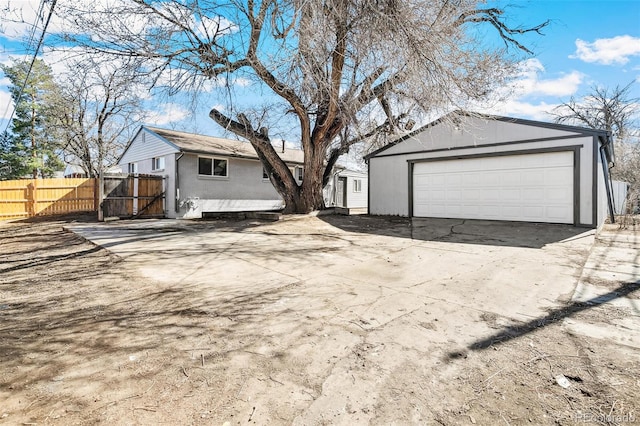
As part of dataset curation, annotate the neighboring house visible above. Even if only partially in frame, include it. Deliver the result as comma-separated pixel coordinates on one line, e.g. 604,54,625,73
118,126,305,218
365,112,616,228
64,164,87,178
611,180,629,215
64,164,120,178
323,168,368,209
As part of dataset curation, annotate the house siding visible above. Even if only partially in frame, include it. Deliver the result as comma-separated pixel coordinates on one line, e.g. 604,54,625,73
323,170,368,208
369,117,603,227
177,153,281,200
341,172,368,208
119,129,179,165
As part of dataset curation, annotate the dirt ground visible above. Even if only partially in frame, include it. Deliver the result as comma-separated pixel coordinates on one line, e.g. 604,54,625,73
0,215,639,425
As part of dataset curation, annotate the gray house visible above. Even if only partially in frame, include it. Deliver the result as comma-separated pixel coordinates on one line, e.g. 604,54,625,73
365,112,615,228
118,126,304,218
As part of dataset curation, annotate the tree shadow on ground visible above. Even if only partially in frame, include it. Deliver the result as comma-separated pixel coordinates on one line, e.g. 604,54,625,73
447,280,640,360
0,219,324,421
319,214,592,249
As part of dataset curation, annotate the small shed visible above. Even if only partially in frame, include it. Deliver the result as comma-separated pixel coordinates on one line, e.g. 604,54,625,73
365,112,615,228
323,168,368,209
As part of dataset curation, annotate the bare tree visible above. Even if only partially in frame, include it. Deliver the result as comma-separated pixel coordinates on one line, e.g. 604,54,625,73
551,83,640,194
56,0,547,212
52,57,146,177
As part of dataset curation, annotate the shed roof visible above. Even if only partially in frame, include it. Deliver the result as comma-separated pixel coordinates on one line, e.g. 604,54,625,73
143,126,304,165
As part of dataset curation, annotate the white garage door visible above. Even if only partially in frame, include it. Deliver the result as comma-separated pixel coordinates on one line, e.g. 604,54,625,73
412,152,574,224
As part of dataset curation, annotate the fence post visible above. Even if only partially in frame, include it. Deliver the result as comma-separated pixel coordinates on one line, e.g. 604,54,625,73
133,174,139,216
32,180,38,217
98,174,104,221
27,182,35,217
93,178,99,215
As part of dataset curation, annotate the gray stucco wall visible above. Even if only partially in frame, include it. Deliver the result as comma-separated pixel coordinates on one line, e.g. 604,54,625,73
369,117,601,227
177,153,281,200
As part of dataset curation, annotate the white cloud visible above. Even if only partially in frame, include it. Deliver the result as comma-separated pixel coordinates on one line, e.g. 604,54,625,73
571,35,640,65
196,15,238,39
508,59,584,98
483,99,558,122
196,76,252,93
145,103,189,126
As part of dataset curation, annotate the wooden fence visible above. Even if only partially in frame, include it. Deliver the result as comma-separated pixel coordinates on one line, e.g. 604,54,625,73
0,178,97,221
0,175,165,221
100,174,165,220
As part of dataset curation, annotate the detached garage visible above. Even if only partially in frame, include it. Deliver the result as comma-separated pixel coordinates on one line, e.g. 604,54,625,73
366,112,615,228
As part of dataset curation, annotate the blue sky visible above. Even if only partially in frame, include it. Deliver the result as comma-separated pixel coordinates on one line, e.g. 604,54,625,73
1,0,639,141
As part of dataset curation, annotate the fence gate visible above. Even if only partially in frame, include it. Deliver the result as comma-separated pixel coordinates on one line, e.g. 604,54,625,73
100,174,165,220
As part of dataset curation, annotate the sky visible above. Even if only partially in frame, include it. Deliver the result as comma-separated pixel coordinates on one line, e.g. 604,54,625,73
0,0,639,143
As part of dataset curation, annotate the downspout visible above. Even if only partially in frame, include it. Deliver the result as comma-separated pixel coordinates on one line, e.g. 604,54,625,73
598,135,616,224
175,152,184,213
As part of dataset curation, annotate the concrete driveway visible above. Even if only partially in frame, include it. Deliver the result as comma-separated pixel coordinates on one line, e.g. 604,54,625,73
67,215,596,424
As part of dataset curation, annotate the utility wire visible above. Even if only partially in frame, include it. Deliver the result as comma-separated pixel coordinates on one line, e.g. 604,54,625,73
1,0,46,123
26,0,47,54
2,0,58,135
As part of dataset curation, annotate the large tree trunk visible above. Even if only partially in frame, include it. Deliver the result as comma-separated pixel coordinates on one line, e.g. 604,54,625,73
271,152,327,214
210,108,328,214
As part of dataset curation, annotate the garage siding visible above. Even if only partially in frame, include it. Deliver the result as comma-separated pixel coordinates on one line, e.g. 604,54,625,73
412,152,574,224
368,133,598,226
380,116,581,156
369,155,410,216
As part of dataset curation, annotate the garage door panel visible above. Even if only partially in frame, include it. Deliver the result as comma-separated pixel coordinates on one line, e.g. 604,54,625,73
446,190,463,201
500,188,521,202
522,188,545,202
523,206,545,219
546,187,572,201
547,206,572,220
413,152,574,224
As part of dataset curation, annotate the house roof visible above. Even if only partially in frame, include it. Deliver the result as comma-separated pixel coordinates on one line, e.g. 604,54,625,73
142,126,305,165
364,111,613,160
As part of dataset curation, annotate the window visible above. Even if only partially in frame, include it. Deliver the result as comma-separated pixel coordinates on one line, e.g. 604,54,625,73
262,168,269,180
198,156,228,177
152,156,165,171
353,179,362,192
296,166,304,181
128,162,138,173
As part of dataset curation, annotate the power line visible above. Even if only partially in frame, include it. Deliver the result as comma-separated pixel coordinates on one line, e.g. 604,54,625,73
2,0,58,134
0,0,47,122
26,0,48,55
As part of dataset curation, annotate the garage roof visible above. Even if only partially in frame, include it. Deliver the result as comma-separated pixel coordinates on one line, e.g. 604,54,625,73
364,111,613,162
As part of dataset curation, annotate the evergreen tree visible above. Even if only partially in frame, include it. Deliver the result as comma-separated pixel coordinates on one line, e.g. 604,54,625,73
1,58,64,179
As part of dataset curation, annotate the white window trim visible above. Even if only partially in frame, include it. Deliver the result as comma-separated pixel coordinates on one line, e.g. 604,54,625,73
198,155,229,178
353,179,362,193
128,162,138,173
152,156,165,171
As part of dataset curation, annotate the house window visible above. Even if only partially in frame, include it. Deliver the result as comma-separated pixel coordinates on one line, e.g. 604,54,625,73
296,166,304,181
198,156,228,177
152,156,165,171
128,162,138,173
262,168,269,180
353,179,362,192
